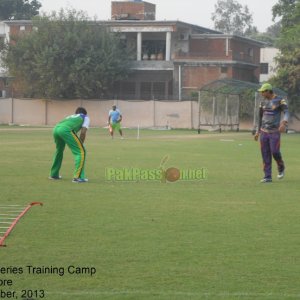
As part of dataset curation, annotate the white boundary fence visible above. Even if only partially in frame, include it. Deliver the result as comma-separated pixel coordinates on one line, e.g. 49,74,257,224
0,98,199,129
0,97,299,131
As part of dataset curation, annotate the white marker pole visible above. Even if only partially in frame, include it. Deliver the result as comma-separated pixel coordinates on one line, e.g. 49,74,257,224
137,124,140,139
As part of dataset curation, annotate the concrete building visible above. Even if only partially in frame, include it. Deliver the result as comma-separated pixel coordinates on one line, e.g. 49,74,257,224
107,0,263,100
0,20,33,97
0,0,264,100
111,0,156,20
260,47,280,83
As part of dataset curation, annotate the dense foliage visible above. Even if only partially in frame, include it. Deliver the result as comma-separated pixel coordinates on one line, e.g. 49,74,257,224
247,22,281,46
270,0,300,113
2,9,133,99
212,0,256,35
0,0,41,20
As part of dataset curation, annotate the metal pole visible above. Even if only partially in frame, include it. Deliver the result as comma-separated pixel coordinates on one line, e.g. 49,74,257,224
253,91,258,133
212,95,216,128
190,99,193,129
11,96,14,124
45,100,48,126
153,100,156,127
237,95,240,131
225,96,228,130
197,91,201,133
178,65,182,101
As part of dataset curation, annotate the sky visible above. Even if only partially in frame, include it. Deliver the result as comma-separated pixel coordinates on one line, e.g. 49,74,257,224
38,0,279,32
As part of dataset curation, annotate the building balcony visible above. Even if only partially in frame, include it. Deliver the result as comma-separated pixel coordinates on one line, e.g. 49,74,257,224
130,60,174,70
173,50,257,64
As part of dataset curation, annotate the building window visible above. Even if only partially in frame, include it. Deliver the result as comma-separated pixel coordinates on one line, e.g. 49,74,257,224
221,66,228,74
141,82,152,100
153,82,165,100
248,48,253,57
121,81,135,99
20,25,26,31
260,63,269,74
0,36,4,50
142,40,165,59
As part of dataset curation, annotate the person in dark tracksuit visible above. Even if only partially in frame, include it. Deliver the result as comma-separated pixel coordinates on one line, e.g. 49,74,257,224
254,83,289,183
49,107,90,183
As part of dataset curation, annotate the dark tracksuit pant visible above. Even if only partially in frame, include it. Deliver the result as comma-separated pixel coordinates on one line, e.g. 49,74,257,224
260,131,285,179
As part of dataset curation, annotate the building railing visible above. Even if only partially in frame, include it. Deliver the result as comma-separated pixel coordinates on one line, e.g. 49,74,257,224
173,50,256,63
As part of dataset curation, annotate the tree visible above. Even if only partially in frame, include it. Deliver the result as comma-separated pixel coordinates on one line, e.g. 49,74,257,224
0,0,41,20
2,9,133,99
211,0,254,36
269,0,300,113
272,0,299,28
247,22,281,46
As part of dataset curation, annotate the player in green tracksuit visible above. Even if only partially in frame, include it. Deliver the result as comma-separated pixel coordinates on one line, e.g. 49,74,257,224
49,107,90,183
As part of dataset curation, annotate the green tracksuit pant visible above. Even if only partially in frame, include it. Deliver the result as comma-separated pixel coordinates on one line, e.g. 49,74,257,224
50,126,86,179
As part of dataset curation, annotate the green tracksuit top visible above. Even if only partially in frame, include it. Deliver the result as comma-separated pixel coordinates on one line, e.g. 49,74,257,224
55,113,87,132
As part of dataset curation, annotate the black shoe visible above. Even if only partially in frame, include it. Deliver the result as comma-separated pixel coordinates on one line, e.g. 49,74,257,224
49,176,62,180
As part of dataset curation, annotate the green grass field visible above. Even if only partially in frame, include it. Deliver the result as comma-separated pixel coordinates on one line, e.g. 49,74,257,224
1,126,300,299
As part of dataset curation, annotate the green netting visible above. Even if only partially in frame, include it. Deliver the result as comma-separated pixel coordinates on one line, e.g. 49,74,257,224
197,79,287,133
200,79,287,96
197,91,240,132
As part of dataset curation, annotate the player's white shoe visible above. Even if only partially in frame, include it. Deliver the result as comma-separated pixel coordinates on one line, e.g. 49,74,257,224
277,171,284,179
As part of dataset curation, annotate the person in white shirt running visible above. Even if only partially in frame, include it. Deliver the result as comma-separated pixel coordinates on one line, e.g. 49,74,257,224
108,105,123,138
